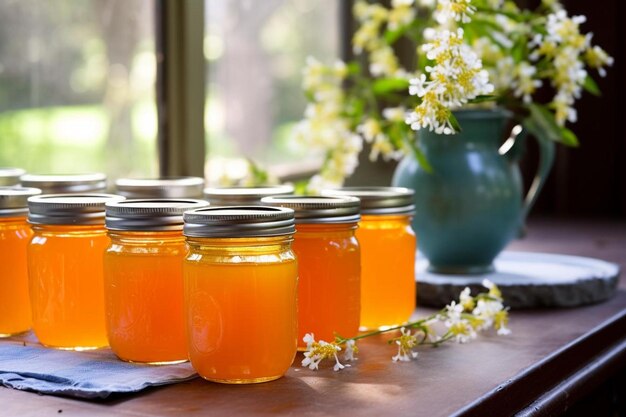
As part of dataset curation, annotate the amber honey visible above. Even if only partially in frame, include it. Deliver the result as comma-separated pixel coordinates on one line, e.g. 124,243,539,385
183,206,298,383
261,195,361,347
27,194,124,350
104,199,207,364
0,186,40,337
323,187,416,329
357,214,416,329
28,224,111,348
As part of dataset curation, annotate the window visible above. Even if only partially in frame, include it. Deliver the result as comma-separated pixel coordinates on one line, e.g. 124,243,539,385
0,0,158,179
204,0,341,183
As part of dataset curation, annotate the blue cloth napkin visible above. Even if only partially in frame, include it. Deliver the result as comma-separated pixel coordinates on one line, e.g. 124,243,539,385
0,336,198,399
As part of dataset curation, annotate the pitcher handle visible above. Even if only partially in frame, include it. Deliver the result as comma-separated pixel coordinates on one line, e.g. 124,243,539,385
499,124,555,222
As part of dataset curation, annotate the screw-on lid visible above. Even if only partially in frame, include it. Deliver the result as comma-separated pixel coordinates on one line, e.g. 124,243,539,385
105,199,209,231
0,186,41,217
183,206,295,238
0,168,26,186
322,187,415,215
261,195,360,224
203,185,294,206
21,173,107,194
115,177,205,199
28,194,125,225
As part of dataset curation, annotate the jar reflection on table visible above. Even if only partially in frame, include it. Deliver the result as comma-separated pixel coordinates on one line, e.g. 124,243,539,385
0,186,41,337
183,206,298,384
103,199,208,364
27,194,124,350
262,195,361,347
323,187,416,330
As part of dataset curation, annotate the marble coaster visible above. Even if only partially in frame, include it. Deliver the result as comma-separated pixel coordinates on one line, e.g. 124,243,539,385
416,251,621,309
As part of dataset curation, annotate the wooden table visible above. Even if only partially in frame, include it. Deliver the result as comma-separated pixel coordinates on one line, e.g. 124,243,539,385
2,218,625,416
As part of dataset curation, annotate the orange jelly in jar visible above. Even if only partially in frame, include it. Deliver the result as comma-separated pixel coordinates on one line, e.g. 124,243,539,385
0,186,41,337
183,206,298,384
27,194,124,349
323,187,416,330
103,199,208,364
262,196,361,348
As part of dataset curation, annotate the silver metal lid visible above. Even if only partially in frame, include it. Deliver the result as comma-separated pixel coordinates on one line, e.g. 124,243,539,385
261,195,360,224
21,173,107,194
28,194,125,225
115,177,205,199
203,185,294,206
106,199,209,231
0,168,26,186
322,187,415,215
0,187,41,217
183,206,295,238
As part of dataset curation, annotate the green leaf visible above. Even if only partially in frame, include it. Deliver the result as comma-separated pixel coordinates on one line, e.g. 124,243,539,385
524,103,578,147
583,75,601,97
560,127,579,147
448,112,462,133
468,95,497,104
384,27,406,44
346,61,362,75
372,78,410,95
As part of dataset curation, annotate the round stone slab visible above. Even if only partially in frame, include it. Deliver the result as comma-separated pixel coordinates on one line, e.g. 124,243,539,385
417,251,620,309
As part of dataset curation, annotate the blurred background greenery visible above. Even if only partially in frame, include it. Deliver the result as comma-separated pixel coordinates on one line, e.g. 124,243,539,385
0,0,338,182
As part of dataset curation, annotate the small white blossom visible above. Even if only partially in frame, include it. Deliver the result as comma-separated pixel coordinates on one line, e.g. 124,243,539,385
392,327,419,362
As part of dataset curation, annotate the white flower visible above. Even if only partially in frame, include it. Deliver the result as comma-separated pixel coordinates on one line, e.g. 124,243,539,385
435,0,476,25
512,61,542,104
369,46,400,77
383,106,407,122
344,340,358,361
392,327,419,362
301,333,347,372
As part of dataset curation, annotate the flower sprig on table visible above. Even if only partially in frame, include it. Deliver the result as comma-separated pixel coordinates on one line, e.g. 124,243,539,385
302,279,510,371
290,0,613,193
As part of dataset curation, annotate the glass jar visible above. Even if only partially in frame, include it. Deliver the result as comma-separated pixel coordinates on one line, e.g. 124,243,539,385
0,186,41,337
0,168,26,186
104,199,208,364
27,194,124,349
183,206,297,383
203,185,293,206
20,173,107,194
262,196,361,348
323,187,416,330
115,177,205,199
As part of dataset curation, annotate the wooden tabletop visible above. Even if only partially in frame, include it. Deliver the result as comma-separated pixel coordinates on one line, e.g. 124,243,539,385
2,218,625,417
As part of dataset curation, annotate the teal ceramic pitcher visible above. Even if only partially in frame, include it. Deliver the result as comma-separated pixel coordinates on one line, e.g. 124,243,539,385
392,109,554,274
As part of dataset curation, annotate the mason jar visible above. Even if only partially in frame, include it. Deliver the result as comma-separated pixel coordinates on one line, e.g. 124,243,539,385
21,173,107,194
183,206,298,383
323,187,416,330
262,195,361,347
0,168,26,186
114,177,205,199
27,193,124,349
203,185,294,206
104,199,208,364
0,186,41,337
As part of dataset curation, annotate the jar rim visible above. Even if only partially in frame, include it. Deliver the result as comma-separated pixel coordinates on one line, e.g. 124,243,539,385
115,176,205,198
183,206,296,238
105,198,209,231
321,186,415,215
261,195,360,224
28,193,125,225
20,173,107,194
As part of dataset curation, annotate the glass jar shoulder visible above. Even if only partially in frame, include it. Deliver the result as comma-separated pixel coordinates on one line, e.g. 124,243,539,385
106,231,187,257
185,236,296,266
0,217,31,241
29,225,109,249
293,223,360,254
